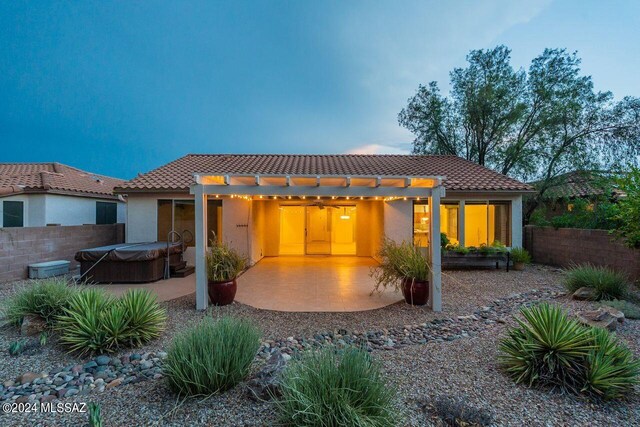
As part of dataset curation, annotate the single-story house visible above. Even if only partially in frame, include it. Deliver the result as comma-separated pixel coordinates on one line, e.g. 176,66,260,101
0,162,126,227
116,154,533,311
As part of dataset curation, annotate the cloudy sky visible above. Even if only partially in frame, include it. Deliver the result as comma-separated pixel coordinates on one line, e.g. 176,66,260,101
1,1,638,179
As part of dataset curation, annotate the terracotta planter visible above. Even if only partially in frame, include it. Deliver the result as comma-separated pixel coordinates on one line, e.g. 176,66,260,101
512,262,525,271
401,277,429,306
208,278,237,306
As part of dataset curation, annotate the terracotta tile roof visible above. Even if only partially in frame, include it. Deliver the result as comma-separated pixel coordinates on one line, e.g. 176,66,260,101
536,170,622,199
117,154,532,193
0,162,125,199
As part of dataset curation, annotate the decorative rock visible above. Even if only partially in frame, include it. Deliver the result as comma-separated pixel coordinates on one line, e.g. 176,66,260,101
572,287,597,301
106,378,122,389
247,350,287,401
95,355,111,366
130,353,141,361
3,380,15,388
599,305,625,323
17,372,42,385
20,315,46,336
65,388,79,397
83,361,98,370
577,309,618,331
40,395,56,403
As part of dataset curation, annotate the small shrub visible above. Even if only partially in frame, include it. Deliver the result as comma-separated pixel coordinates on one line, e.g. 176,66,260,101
371,237,430,294
89,402,102,427
498,303,593,391
564,264,628,300
428,396,493,427
56,288,166,356
445,244,470,255
2,278,78,327
276,347,400,427
441,233,450,248
600,300,640,320
582,328,640,400
509,247,531,264
118,289,167,346
206,240,247,282
8,340,26,356
164,317,260,396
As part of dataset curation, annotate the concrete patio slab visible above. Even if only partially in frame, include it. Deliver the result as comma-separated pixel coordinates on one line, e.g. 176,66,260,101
98,275,195,302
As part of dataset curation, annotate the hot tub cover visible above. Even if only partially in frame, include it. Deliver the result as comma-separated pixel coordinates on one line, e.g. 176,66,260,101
75,242,182,262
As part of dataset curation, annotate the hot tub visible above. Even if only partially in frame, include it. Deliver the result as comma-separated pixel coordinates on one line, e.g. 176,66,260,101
75,242,183,283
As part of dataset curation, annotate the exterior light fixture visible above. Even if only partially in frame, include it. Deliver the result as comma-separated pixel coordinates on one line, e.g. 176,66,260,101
317,196,320,200
360,196,364,200
331,196,336,200
301,196,306,199
273,196,278,199
287,195,292,199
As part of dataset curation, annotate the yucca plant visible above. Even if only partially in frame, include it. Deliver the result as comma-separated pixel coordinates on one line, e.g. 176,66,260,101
563,264,628,300
499,303,593,392
582,328,640,400
276,346,400,427
56,288,116,355
164,316,260,396
88,402,102,427
2,278,78,327
118,289,167,346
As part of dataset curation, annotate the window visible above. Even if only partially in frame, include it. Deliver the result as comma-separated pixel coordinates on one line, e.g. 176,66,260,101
2,201,24,227
413,202,459,248
157,199,222,247
464,201,511,247
96,202,117,224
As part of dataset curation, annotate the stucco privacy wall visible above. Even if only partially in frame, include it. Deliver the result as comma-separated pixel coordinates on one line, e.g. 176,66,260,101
0,223,125,283
523,226,640,281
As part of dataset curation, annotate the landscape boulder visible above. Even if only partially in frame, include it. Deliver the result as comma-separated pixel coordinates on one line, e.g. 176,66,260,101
572,287,597,301
576,308,620,332
20,315,46,336
247,349,287,401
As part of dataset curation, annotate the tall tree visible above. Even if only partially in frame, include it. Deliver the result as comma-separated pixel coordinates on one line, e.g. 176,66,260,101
399,46,640,219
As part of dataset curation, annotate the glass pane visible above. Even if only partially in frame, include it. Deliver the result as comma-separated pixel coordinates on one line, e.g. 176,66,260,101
174,200,196,247
489,202,511,246
157,200,173,242
207,199,222,244
279,206,305,255
3,201,24,227
413,203,429,248
331,206,356,255
464,203,488,247
441,204,459,245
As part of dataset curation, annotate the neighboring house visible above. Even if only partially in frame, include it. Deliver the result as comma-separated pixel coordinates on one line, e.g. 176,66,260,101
0,162,126,227
531,170,624,217
116,154,533,311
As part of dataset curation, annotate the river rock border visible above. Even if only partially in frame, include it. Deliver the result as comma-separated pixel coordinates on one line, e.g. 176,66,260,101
0,288,562,404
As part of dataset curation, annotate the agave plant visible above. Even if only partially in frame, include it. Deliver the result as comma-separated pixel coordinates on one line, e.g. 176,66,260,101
499,303,593,392
118,289,167,347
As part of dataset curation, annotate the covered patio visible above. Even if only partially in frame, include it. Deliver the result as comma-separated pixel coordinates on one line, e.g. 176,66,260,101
190,171,445,312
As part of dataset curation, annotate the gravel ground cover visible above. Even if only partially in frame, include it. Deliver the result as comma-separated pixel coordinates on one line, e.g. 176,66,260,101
1,265,638,426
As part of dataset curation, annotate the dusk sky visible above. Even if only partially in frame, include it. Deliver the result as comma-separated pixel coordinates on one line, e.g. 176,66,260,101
2,1,639,180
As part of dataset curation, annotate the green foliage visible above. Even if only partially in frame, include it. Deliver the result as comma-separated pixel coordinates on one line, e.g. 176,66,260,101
582,328,640,400
547,198,621,230
428,396,493,427
612,167,640,248
599,300,640,320
563,265,628,301
499,303,593,391
440,233,450,248
2,278,78,327
499,303,640,400
39,332,48,347
56,288,166,356
206,239,247,282
8,340,26,356
445,244,470,255
276,347,400,427
164,317,260,396
370,238,430,294
118,289,167,346
509,247,531,264
89,402,102,427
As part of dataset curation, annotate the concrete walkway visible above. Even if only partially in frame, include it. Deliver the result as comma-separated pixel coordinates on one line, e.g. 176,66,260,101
100,256,402,312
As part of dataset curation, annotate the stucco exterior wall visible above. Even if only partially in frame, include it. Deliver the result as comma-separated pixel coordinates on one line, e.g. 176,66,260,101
125,195,159,243
383,200,413,244
221,198,251,261
1,194,125,227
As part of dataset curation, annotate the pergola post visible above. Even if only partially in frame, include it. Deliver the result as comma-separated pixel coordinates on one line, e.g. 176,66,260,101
429,186,442,312
458,200,465,247
194,184,208,310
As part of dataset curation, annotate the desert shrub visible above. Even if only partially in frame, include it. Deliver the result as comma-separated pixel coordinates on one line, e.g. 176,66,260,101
206,240,247,282
548,197,621,231
164,317,260,396
371,238,429,294
499,303,592,391
89,402,102,427
428,396,493,427
611,167,640,248
509,247,531,264
2,278,78,327
563,264,628,300
118,289,166,346
56,288,166,356
582,327,640,400
276,347,400,427
499,303,640,400
599,300,640,320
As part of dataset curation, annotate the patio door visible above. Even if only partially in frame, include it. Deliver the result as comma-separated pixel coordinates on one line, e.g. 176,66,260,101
306,206,332,254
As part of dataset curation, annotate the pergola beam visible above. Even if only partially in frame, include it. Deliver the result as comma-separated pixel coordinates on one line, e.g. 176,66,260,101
191,184,434,198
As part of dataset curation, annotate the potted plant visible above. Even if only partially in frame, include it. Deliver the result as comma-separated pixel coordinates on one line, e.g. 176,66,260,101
206,240,247,306
509,247,531,271
370,238,430,306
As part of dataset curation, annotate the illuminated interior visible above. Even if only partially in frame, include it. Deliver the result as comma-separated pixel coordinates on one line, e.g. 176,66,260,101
413,203,459,248
278,205,357,255
464,202,511,247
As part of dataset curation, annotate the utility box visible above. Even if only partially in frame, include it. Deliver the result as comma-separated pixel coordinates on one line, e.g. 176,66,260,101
28,260,71,279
